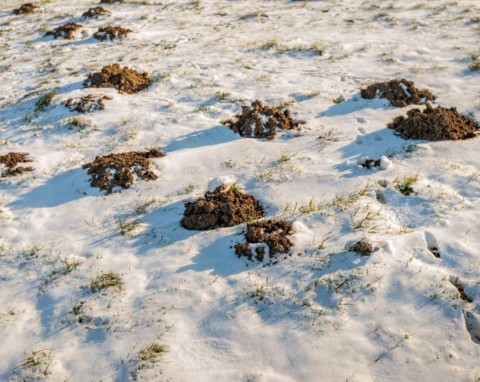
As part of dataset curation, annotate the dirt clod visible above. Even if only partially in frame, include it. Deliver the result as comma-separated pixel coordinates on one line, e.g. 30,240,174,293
0,152,34,177
13,3,37,14
45,23,82,39
84,64,151,94
235,219,294,262
83,149,164,194
361,79,436,107
388,104,479,141
65,95,112,113
93,25,132,41
222,100,301,139
360,158,381,169
82,7,111,18
181,185,264,230
349,239,373,256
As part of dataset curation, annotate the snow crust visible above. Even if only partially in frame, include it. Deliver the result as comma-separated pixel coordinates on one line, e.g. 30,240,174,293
0,0,479,381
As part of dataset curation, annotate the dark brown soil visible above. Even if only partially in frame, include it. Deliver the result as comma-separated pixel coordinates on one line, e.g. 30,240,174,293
349,239,373,256
360,158,381,169
45,23,82,40
221,100,301,139
428,246,441,258
13,3,37,14
82,7,111,18
93,25,132,41
388,104,479,141
361,79,436,107
0,152,34,177
100,0,124,3
84,64,151,94
83,149,164,194
65,95,112,113
181,185,264,230
235,219,294,262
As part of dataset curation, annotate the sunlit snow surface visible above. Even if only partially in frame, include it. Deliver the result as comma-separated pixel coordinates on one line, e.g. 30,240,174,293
0,0,480,380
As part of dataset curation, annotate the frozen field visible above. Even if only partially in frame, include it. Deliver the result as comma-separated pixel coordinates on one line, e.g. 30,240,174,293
0,0,480,381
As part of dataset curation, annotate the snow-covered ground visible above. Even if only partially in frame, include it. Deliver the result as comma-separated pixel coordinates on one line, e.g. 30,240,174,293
1,0,480,380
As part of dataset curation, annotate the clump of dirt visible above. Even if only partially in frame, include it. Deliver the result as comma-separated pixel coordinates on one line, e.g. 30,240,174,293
65,95,112,113
361,79,436,107
360,158,381,169
0,152,34,177
45,23,82,39
181,185,264,230
84,64,151,94
93,25,132,41
222,100,301,139
235,219,294,262
83,149,164,194
13,3,37,14
82,7,111,18
349,239,373,256
100,0,124,3
388,104,479,141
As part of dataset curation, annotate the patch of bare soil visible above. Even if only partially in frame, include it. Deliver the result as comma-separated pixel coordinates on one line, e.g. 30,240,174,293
388,104,479,141
360,158,381,169
181,185,264,230
83,149,164,194
0,152,34,177
349,239,373,256
100,0,124,3
84,64,151,94
13,3,37,14
93,25,132,41
235,220,293,262
82,7,111,18
45,23,82,39
361,79,436,107
65,95,112,113
222,100,301,139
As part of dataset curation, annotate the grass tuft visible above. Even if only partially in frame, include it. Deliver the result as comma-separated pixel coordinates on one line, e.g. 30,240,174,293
90,272,122,293
35,91,56,113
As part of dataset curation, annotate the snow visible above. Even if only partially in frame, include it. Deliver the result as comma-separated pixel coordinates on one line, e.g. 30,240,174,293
380,155,392,170
0,0,480,381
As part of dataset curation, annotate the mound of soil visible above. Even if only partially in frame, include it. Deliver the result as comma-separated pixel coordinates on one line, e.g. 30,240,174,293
93,25,132,41
0,152,34,177
222,100,301,139
181,185,264,231
83,149,164,194
84,64,151,94
388,104,479,141
349,239,373,256
45,23,82,39
13,3,37,14
65,95,112,113
235,219,294,262
82,7,111,18
361,79,436,107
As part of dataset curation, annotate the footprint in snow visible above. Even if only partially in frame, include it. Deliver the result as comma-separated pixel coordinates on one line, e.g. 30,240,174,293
357,126,367,134
463,310,480,345
355,135,364,144
424,231,440,258
449,276,473,303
